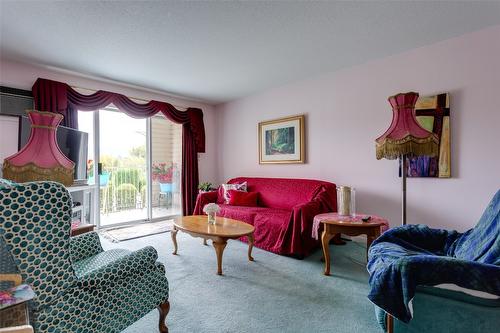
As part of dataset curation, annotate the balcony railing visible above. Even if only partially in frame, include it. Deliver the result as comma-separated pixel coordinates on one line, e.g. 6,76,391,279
96,166,180,215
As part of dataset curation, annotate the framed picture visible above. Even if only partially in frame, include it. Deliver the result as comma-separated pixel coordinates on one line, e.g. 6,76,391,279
259,115,305,164
399,93,451,178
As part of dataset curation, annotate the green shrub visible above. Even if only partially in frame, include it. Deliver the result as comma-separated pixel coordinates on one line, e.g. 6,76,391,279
112,168,145,191
115,183,138,210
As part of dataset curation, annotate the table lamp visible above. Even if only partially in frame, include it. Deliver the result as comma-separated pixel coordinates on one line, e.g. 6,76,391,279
375,92,439,225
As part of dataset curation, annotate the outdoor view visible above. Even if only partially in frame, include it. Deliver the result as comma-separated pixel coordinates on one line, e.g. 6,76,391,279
78,108,182,227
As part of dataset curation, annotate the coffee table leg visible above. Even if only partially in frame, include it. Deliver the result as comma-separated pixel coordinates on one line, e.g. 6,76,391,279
247,233,255,261
213,238,227,275
321,226,334,276
171,227,178,255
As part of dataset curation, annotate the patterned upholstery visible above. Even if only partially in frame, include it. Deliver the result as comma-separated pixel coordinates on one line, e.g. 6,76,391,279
0,180,169,333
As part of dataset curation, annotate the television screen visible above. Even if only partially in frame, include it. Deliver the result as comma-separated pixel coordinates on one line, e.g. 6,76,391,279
20,116,89,183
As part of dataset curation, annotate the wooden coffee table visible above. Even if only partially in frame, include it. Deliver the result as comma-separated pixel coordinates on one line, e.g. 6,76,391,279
316,213,389,276
171,215,255,275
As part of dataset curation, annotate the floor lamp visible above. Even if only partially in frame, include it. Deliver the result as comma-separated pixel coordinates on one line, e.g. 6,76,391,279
375,92,439,225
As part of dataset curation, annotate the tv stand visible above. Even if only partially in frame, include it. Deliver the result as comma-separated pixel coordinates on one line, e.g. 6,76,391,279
67,184,98,235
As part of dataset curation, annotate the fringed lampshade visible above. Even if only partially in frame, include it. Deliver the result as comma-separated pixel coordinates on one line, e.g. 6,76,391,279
2,110,74,186
376,92,439,160
375,92,439,225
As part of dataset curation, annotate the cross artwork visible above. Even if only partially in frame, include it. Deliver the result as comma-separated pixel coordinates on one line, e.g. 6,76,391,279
401,93,451,178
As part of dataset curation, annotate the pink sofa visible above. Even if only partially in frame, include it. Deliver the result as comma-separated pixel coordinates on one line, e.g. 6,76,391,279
193,177,337,257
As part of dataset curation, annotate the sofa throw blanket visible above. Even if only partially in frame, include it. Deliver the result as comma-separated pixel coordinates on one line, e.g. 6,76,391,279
367,189,500,323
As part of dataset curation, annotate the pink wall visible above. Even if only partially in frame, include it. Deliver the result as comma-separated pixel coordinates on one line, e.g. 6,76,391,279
215,25,500,231
0,59,218,185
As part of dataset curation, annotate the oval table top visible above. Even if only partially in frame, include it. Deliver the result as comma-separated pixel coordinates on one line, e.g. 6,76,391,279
314,213,388,227
174,215,255,238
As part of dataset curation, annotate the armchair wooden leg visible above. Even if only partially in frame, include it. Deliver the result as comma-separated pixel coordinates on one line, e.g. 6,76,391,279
158,300,170,333
386,313,394,333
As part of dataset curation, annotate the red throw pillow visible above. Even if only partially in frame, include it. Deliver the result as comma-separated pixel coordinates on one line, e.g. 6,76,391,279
227,190,259,207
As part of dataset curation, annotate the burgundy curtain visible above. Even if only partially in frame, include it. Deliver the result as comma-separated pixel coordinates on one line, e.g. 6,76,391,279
32,78,205,215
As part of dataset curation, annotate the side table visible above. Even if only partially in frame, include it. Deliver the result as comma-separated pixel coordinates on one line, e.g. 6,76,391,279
312,213,389,276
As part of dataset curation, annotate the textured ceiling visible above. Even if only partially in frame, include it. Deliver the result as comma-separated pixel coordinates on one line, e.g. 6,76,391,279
1,1,499,104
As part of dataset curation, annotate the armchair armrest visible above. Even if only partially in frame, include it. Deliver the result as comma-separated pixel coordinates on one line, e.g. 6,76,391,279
193,190,218,215
78,246,159,287
70,231,103,262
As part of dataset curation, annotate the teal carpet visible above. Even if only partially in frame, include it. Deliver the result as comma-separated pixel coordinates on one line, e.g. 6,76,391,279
102,232,380,333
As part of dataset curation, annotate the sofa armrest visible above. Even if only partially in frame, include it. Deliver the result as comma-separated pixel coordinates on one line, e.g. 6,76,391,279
193,190,218,215
70,231,104,262
293,191,334,233
78,246,159,287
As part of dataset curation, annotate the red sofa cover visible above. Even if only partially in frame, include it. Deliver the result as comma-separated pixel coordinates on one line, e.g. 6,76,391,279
193,177,337,257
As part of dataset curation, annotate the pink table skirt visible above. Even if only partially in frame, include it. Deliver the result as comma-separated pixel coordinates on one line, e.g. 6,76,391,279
312,213,390,239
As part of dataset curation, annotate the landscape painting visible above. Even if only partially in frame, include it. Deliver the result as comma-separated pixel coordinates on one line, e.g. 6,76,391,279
399,93,451,178
259,115,304,164
265,126,295,155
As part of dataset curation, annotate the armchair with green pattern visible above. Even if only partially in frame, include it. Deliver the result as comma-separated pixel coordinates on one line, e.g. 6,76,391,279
0,180,170,333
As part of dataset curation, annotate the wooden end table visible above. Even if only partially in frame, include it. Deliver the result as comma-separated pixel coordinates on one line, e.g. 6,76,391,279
70,223,95,236
171,215,255,275
316,213,389,276
0,275,34,333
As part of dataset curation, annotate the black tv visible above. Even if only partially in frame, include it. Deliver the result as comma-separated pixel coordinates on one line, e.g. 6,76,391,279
20,116,89,184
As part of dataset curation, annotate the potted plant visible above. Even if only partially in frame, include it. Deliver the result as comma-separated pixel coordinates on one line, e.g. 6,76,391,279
152,162,177,193
198,182,215,193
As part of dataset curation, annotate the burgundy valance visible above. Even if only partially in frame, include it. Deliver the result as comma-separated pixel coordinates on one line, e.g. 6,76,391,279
32,78,205,152
32,77,205,214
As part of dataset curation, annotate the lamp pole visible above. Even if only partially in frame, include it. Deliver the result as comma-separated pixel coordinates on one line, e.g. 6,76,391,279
401,154,407,226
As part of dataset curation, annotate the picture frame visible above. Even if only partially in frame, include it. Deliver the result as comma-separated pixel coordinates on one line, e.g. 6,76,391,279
258,115,305,164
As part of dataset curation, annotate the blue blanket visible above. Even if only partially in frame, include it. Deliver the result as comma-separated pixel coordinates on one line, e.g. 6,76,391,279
367,189,500,323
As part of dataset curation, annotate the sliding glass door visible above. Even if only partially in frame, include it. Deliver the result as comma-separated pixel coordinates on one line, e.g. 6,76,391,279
151,116,182,218
99,109,147,226
78,107,182,228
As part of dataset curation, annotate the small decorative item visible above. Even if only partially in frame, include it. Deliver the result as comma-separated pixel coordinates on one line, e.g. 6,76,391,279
2,110,74,186
203,203,220,225
198,182,214,193
337,186,356,216
259,115,305,164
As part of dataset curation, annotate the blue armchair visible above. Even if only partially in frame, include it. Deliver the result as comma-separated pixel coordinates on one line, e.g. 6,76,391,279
0,180,170,333
367,189,500,333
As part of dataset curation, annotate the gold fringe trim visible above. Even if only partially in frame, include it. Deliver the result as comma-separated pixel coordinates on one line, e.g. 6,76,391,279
376,136,439,160
2,160,74,186
392,104,418,110
26,110,64,119
31,125,57,130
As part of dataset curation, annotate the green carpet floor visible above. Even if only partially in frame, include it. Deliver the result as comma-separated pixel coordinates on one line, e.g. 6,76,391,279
102,232,380,333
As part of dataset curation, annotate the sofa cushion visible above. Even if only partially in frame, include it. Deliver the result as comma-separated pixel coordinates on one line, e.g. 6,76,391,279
217,182,248,204
227,190,259,207
218,204,260,224
219,204,292,253
228,177,335,210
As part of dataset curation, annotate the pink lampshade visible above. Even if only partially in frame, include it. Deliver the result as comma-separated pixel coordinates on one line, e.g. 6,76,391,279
376,92,439,160
2,110,75,185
